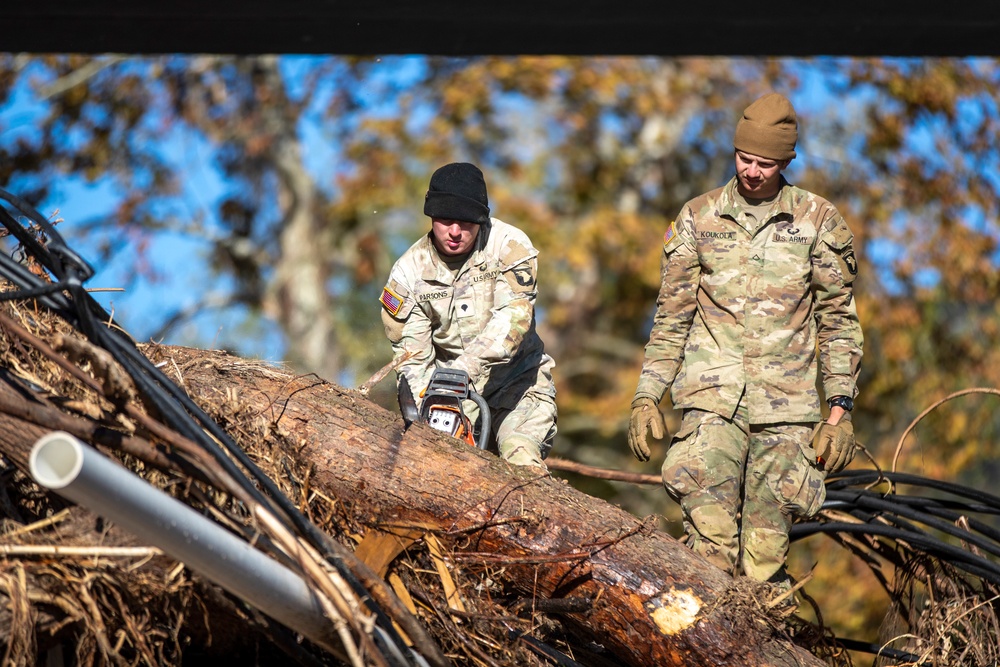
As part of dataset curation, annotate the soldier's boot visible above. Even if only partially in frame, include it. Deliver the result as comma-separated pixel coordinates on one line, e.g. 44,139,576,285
763,568,800,616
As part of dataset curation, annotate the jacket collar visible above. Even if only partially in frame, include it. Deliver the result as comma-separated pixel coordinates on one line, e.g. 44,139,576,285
719,176,795,228
415,232,486,284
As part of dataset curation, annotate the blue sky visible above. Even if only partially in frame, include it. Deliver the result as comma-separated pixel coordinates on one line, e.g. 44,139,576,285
0,61,288,359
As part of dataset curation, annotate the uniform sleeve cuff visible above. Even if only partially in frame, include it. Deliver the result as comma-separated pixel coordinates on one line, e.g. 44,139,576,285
452,357,482,385
632,390,664,407
824,382,857,401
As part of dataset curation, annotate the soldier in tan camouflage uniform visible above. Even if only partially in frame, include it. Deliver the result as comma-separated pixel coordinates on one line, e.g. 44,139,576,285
380,162,557,467
628,93,864,585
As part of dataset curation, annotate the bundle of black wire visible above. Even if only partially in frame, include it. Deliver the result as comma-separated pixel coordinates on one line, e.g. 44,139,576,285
791,468,1000,664
793,469,1000,586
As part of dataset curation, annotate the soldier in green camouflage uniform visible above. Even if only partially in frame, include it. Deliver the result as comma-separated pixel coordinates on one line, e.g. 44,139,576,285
628,94,863,584
380,162,556,467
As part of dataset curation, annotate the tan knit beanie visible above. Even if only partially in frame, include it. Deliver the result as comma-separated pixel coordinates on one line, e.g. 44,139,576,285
733,93,798,161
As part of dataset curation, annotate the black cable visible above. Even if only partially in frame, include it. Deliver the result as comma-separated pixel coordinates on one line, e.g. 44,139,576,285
826,488,1000,544
885,494,1000,517
804,460,1000,660
0,188,94,282
790,522,1000,586
0,251,74,315
0,280,68,302
0,205,61,276
825,489,1000,560
914,503,1000,544
832,637,926,664
827,470,1000,512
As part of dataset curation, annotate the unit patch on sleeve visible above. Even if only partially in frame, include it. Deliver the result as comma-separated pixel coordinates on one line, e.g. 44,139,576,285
504,262,537,294
380,286,404,316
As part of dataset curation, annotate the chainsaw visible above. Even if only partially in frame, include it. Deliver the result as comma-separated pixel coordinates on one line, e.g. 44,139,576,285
397,368,491,450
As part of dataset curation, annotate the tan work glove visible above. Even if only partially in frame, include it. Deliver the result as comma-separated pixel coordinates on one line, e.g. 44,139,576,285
813,412,856,474
628,397,666,462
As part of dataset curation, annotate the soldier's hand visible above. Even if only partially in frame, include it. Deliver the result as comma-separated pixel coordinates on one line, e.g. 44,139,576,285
813,413,856,474
628,397,666,462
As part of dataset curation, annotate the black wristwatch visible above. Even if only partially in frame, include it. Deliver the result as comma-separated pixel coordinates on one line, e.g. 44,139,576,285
827,395,854,412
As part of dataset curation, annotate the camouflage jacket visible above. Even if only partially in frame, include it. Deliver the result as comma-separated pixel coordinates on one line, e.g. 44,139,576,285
635,177,863,424
380,218,552,400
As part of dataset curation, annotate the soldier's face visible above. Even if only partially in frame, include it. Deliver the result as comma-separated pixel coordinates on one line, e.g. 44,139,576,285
735,150,788,199
431,218,481,256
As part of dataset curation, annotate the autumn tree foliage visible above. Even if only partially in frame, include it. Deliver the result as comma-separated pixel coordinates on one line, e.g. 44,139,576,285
1,54,999,641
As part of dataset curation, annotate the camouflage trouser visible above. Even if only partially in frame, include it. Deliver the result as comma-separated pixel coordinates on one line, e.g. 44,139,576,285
661,405,825,581
466,357,557,467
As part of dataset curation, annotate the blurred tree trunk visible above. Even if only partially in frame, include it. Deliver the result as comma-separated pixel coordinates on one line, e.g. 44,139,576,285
254,56,341,380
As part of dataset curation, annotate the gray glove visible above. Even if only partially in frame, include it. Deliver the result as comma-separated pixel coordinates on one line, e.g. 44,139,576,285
628,397,666,462
813,413,856,474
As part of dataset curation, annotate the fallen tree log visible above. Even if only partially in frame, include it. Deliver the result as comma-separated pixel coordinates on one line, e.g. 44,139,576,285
145,345,824,667
0,338,827,666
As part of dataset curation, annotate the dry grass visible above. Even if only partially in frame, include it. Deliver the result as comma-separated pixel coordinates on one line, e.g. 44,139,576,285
874,555,1000,667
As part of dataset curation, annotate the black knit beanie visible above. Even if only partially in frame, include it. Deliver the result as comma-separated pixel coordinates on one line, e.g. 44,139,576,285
423,163,491,224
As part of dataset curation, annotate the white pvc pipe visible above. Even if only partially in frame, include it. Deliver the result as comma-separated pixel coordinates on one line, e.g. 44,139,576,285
30,431,337,651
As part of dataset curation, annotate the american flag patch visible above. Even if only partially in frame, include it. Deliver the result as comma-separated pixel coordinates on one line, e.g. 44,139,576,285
380,286,403,316
663,221,676,244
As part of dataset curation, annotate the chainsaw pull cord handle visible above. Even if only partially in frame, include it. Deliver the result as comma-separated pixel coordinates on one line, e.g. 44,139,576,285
469,389,490,450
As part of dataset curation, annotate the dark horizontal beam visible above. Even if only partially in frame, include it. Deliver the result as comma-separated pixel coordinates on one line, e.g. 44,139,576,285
4,2,998,56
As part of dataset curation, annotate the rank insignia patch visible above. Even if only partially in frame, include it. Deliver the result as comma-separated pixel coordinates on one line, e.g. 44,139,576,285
380,286,403,316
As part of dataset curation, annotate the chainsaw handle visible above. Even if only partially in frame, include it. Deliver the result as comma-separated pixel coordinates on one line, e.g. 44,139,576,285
469,390,490,450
